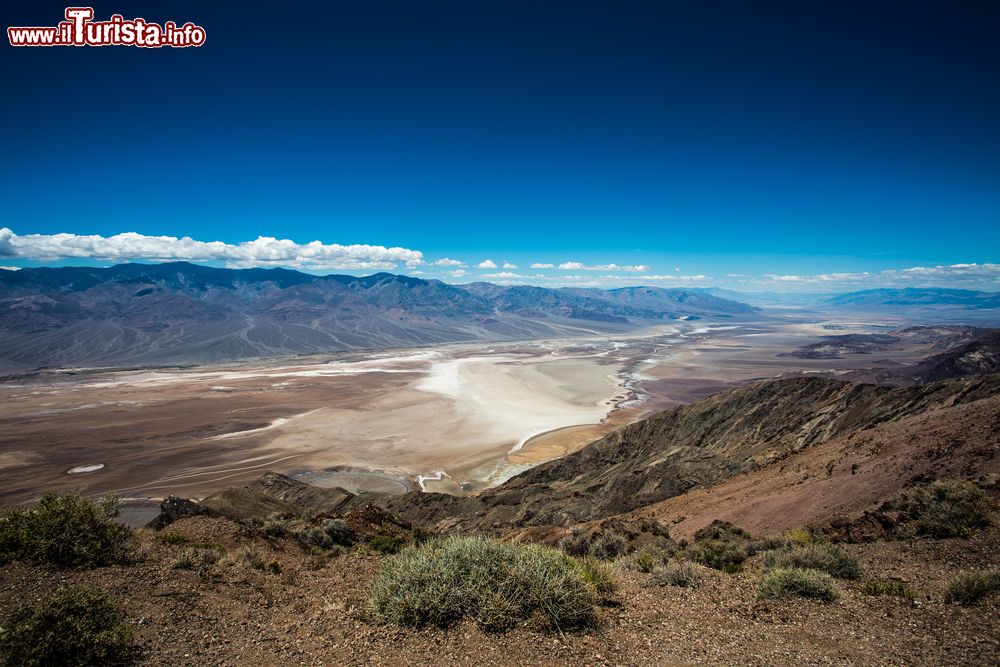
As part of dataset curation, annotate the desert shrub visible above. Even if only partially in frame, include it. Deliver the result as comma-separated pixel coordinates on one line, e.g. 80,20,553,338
896,480,991,538
629,546,673,573
157,531,189,545
173,545,224,575
764,543,861,580
558,528,591,557
693,521,751,542
369,534,406,554
685,539,750,571
221,545,270,571
321,518,356,546
0,493,135,568
758,567,839,602
652,560,704,588
0,585,137,666
367,536,609,631
859,580,915,600
590,531,628,560
297,526,332,549
259,513,290,538
571,556,618,598
944,570,1000,605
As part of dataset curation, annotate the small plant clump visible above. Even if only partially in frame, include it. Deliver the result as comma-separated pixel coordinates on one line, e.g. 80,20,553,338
652,560,704,588
764,542,861,580
895,480,991,538
685,539,751,572
173,545,225,575
0,585,138,666
367,536,614,631
944,569,1000,605
859,580,916,600
758,567,840,602
590,531,628,560
0,492,136,568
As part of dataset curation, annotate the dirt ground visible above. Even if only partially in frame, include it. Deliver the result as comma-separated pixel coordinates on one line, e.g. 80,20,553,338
1,515,998,666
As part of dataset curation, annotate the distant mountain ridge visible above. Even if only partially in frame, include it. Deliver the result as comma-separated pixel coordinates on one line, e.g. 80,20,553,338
826,287,1000,309
0,262,755,371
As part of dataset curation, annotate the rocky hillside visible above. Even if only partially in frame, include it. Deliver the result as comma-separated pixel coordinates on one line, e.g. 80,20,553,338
379,374,1000,531
0,262,754,371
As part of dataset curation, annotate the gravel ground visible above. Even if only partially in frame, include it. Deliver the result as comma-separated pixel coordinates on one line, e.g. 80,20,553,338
1,516,998,666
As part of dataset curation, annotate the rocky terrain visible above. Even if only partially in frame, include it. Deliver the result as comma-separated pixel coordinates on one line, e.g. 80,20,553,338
0,262,755,372
366,374,1000,532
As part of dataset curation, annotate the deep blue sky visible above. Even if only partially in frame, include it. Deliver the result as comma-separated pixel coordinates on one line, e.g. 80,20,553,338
2,1,999,290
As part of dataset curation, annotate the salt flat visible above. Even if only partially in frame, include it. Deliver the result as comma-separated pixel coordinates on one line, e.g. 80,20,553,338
0,318,938,505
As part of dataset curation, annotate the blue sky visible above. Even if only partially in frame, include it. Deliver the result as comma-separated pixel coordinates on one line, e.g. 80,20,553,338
1,1,998,291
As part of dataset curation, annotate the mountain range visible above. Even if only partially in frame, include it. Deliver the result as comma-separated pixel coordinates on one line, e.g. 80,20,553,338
0,262,755,372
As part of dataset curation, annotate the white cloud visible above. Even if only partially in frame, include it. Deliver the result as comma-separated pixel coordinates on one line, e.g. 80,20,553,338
557,261,650,272
0,266,20,271
447,269,468,277
530,263,554,269
754,263,1000,291
502,261,517,269
477,259,498,269
482,272,523,279
0,227,424,272
432,258,465,267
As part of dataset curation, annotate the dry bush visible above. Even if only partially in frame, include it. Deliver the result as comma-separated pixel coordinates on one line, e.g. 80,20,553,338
758,567,840,602
367,536,614,631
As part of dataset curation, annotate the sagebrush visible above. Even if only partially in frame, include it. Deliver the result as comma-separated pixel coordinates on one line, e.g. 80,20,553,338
758,567,839,602
0,585,137,666
367,536,614,631
0,493,135,568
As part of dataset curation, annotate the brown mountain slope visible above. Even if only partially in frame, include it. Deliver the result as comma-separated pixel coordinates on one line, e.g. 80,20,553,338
381,374,1000,531
581,394,1000,541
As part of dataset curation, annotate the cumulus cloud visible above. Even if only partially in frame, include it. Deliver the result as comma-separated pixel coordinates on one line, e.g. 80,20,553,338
447,269,468,277
477,259,498,269
530,263,555,269
502,261,517,269
0,266,20,271
0,228,424,272
557,261,650,272
432,258,466,267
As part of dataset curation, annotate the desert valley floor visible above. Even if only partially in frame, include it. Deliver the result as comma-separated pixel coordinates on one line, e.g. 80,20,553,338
0,314,957,521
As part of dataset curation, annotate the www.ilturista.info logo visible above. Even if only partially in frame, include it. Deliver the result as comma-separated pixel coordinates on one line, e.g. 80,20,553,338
8,7,206,47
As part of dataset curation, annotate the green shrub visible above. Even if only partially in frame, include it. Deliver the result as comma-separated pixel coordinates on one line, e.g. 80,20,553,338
558,528,591,557
321,519,356,546
652,560,704,588
685,539,750,571
896,480,991,538
764,543,861,580
758,567,840,602
157,531,189,545
859,580,915,600
367,536,610,631
571,556,619,598
221,545,269,571
0,585,137,666
369,534,405,554
693,521,751,541
944,570,1000,605
590,531,628,560
173,545,224,575
629,546,672,573
0,493,135,568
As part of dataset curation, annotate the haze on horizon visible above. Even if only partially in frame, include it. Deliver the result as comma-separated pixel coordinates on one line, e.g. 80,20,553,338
2,1,998,292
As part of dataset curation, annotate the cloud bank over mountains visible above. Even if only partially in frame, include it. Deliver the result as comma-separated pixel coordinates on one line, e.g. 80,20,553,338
1,228,997,291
